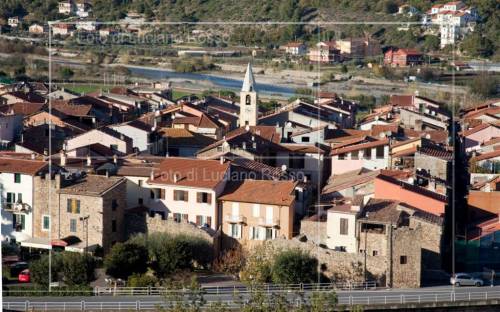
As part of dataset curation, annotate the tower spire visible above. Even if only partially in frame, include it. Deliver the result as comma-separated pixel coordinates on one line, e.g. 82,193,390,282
241,63,256,92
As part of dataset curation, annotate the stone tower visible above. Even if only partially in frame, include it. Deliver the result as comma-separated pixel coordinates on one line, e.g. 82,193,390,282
239,63,258,127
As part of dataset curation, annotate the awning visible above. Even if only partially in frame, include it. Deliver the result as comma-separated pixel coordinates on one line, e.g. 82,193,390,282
20,237,52,250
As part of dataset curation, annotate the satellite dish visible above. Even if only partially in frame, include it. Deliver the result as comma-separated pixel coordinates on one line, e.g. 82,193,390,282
281,164,287,172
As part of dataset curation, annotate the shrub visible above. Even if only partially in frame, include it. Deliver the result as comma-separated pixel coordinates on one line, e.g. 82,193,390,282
127,273,158,287
29,253,62,286
212,246,246,275
271,249,318,284
61,252,96,286
104,242,148,279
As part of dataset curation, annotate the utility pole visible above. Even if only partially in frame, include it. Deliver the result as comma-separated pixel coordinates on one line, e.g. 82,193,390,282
79,215,90,252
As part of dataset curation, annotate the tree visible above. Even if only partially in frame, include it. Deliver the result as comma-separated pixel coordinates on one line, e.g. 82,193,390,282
461,33,494,58
422,35,440,52
213,246,246,276
29,253,62,286
469,72,498,98
127,273,158,287
271,249,318,284
341,64,348,73
58,67,74,80
383,0,398,14
61,252,95,286
104,242,148,279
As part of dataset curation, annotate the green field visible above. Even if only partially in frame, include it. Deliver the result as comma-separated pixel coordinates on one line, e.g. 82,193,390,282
60,84,110,95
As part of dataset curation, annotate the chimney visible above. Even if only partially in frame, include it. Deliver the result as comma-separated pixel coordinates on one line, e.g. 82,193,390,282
150,169,155,180
242,142,247,150
31,153,36,160
86,155,91,166
113,154,118,164
60,150,66,166
173,173,179,183
220,156,225,164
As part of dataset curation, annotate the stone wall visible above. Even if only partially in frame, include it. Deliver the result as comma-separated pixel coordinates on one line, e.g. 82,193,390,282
414,153,449,181
269,237,387,284
125,212,216,246
299,219,327,246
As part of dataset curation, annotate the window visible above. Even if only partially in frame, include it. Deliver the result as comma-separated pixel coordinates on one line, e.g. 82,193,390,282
373,250,378,256
301,136,310,143
376,146,385,159
138,180,143,187
173,213,182,223
110,144,118,151
112,199,118,211
340,218,348,235
351,150,359,160
13,214,25,231
174,190,188,201
252,204,260,218
150,190,155,199
400,255,407,264
228,223,241,238
70,219,77,232
265,228,274,240
138,198,143,205
364,148,372,159
245,94,251,105
196,215,212,227
42,215,50,231
14,173,21,183
17,193,22,203
197,192,211,204
112,220,117,232
66,199,80,214
6,192,15,204
338,153,345,160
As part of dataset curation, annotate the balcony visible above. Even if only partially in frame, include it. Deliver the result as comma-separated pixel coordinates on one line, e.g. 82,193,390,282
258,217,280,228
224,214,246,224
2,202,31,213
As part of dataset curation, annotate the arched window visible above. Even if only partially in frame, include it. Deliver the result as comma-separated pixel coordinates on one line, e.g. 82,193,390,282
246,94,251,105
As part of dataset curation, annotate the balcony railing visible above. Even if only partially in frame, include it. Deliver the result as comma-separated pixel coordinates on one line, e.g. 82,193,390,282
2,202,31,213
258,217,280,227
224,214,246,224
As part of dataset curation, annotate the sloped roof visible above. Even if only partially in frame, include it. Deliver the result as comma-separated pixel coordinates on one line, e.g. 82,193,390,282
149,158,230,189
0,157,47,175
220,179,296,206
241,63,256,92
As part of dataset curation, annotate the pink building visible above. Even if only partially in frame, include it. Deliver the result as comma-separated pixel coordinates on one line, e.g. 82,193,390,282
374,174,447,216
331,139,389,175
463,123,500,152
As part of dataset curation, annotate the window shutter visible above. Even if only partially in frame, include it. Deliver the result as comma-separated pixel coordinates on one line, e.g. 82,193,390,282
76,200,80,213
183,214,188,221
249,226,254,239
183,191,188,201
228,224,233,237
272,229,277,239
197,192,202,203
196,215,201,226
207,216,212,227
67,199,71,212
160,189,165,199
207,193,212,204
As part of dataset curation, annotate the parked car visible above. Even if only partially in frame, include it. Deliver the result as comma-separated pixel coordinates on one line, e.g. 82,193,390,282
18,269,30,283
9,262,28,277
450,273,483,287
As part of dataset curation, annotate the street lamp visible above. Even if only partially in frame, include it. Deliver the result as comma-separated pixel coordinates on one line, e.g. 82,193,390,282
79,215,90,253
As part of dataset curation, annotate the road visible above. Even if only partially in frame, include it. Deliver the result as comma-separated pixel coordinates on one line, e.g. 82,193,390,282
4,285,500,311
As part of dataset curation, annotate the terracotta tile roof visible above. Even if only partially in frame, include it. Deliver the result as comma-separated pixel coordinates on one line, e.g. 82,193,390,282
417,146,453,161
322,168,378,198
149,158,230,189
328,203,358,214
371,124,399,137
230,157,283,180
280,143,326,154
391,137,421,148
51,102,92,117
126,119,153,132
3,91,45,103
389,95,413,107
0,102,44,115
219,179,296,206
391,146,418,157
482,137,500,147
116,164,158,177
472,149,500,162
58,175,125,196
0,157,47,175
462,123,492,137
158,128,216,146
331,138,389,156
197,126,281,154
359,199,403,224
284,41,305,48
379,169,413,180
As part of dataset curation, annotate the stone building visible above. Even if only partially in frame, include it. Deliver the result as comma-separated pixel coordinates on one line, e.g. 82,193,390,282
32,173,126,253
357,198,443,288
